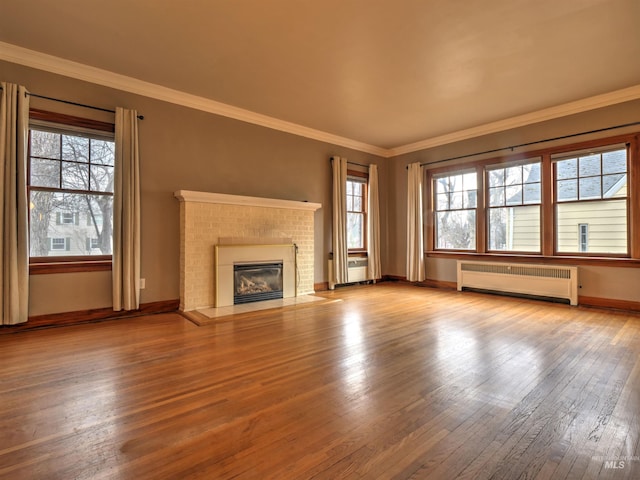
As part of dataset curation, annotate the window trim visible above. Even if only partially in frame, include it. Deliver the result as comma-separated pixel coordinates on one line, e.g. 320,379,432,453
425,132,639,265
28,109,115,275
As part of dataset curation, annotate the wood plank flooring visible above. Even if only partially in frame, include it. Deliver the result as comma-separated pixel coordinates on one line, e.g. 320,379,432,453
1,283,639,479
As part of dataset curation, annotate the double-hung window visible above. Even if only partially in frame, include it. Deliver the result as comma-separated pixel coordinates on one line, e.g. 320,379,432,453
487,159,541,252
346,175,367,251
433,170,477,250
554,145,628,255
427,134,636,262
28,111,115,265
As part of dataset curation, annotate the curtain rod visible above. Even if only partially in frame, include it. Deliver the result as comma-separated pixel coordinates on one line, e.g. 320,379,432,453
28,93,145,120
409,120,640,169
347,161,370,168
330,156,370,168
0,86,144,120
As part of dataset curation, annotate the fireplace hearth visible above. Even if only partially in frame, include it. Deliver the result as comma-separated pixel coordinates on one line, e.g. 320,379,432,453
233,262,284,304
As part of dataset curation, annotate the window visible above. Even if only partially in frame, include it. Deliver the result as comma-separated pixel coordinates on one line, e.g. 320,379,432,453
487,159,541,252
554,145,627,254
85,237,101,251
28,112,115,261
50,237,69,251
434,171,477,250
57,212,78,225
346,176,367,250
579,224,589,252
426,133,637,263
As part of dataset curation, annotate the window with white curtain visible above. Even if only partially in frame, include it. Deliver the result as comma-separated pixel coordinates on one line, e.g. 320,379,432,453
28,111,115,260
346,174,367,251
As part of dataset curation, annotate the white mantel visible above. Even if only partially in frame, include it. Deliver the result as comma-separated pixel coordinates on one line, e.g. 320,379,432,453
174,190,321,211
175,190,321,311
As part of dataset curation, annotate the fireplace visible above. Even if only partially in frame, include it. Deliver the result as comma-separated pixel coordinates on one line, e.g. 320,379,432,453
233,262,284,304
214,242,297,308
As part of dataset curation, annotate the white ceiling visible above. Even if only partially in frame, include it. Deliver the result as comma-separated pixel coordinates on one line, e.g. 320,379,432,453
1,0,639,156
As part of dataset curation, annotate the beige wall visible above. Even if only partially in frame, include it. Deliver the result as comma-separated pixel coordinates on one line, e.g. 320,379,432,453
3,59,639,314
1,60,385,316
389,99,640,303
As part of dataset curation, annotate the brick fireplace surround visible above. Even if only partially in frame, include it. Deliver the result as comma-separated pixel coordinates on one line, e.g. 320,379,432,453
174,191,322,311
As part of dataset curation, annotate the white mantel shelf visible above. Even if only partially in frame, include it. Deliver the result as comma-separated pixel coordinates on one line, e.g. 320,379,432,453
174,190,322,211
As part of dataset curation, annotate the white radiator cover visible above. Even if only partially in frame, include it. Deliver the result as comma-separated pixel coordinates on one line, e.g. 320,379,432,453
457,260,578,305
328,257,369,290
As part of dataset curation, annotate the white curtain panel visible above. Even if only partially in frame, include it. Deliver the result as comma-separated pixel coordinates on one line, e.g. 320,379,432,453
406,162,425,282
0,82,29,325
331,156,348,285
113,107,141,311
367,163,382,280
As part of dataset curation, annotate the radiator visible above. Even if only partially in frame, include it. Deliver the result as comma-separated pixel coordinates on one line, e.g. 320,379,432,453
328,257,369,290
456,260,578,305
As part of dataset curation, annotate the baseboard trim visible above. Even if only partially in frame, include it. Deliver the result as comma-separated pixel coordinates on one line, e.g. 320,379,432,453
314,282,329,292
578,296,640,313
418,279,458,290
383,276,640,313
1,299,180,334
379,275,457,290
382,275,407,282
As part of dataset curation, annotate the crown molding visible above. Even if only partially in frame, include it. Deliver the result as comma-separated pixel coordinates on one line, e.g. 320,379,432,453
0,41,388,157
389,84,640,157
2,41,638,160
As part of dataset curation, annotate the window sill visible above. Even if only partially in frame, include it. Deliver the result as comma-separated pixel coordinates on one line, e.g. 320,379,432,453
425,251,640,268
29,258,112,275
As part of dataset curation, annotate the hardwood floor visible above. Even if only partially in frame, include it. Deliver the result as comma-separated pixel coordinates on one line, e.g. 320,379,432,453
1,283,639,479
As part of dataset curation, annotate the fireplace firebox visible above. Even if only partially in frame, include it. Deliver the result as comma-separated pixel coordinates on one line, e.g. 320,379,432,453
233,262,284,304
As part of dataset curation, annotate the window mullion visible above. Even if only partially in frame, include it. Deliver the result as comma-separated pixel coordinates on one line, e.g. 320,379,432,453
476,165,486,253
542,153,554,256
58,132,63,189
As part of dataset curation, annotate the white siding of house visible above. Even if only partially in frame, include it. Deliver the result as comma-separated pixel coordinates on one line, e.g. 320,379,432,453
556,199,627,253
508,206,541,251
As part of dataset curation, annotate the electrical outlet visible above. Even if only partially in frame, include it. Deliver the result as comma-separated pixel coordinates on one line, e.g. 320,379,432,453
140,278,146,289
